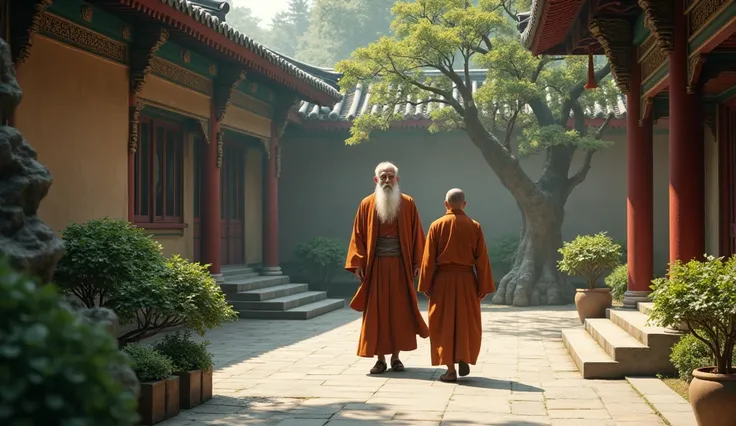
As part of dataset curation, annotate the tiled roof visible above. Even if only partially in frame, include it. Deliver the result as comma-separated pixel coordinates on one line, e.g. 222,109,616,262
296,69,627,123
157,0,342,102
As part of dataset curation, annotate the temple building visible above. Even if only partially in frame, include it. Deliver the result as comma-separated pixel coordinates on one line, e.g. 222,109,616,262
6,0,345,319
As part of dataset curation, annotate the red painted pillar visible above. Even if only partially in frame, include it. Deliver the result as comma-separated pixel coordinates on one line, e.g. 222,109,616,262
669,1,705,264
202,101,222,280
624,53,654,308
262,123,281,276
127,93,136,223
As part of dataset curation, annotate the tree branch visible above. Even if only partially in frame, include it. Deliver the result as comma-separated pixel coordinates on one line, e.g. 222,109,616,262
566,111,615,193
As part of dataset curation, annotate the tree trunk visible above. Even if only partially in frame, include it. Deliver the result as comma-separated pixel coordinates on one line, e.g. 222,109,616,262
491,195,572,306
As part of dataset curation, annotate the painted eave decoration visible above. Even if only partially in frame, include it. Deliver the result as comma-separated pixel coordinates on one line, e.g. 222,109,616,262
519,0,584,55
129,0,343,105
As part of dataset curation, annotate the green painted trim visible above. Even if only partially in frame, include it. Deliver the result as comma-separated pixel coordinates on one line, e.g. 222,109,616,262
642,65,669,94
715,85,736,103
48,0,129,43
237,80,276,105
634,12,650,45
157,41,213,79
689,3,736,53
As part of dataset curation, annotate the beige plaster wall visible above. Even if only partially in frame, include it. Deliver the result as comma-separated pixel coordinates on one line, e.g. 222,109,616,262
244,147,263,265
705,128,720,256
15,35,128,234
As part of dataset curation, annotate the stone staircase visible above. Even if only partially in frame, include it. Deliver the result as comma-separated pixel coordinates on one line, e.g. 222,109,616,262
562,302,684,379
219,265,345,320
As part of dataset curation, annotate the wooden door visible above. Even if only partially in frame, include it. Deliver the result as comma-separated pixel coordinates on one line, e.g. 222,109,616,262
220,142,245,265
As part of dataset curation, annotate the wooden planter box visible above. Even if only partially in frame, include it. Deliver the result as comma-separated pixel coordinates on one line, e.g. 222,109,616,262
138,376,181,425
164,376,180,419
177,368,214,409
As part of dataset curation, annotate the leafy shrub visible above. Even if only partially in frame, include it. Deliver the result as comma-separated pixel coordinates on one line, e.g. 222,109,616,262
116,255,237,346
557,232,622,289
488,234,519,274
294,237,346,287
670,334,713,383
0,259,138,425
123,344,173,382
54,218,165,308
605,264,628,301
154,330,214,372
650,255,736,375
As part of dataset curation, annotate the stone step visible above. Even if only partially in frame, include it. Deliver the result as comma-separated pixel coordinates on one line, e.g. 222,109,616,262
562,328,621,379
238,298,345,320
231,291,327,311
608,308,683,349
219,275,290,294
221,265,256,277
225,271,261,281
228,283,309,302
638,302,654,316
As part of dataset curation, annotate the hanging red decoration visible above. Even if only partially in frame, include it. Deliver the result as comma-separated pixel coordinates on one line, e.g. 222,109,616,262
584,50,598,90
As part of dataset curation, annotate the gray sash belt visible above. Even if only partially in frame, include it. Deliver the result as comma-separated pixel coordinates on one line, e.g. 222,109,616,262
376,236,401,257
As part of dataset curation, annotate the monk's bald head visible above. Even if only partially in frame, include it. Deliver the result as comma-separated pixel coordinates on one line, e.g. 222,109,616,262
445,188,466,209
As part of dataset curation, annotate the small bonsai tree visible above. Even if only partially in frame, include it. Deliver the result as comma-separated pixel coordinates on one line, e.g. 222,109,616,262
154,330,214,373
123,344,174,383
557,232,622,289
0,258,138,425
294,237,347,289
605,264,628,302
650,255,736,375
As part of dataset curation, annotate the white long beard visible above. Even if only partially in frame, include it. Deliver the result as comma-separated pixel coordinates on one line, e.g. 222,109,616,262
375,182,401,224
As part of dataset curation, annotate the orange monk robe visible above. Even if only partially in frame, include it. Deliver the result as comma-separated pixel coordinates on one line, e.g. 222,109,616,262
417,208,496,366
345,193,430,357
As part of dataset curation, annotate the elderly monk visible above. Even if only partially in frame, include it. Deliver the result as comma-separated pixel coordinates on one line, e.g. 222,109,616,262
345,161,429,374
418,188,495,383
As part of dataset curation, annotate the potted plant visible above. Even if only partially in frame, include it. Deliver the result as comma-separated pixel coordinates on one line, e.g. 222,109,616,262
124,344,179,425
154,330,214,409
558,232,621,323
649,255,736,426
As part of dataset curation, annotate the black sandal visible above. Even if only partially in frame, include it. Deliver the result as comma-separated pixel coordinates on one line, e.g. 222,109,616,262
370,360,387,374
458,361,470,377
391,359,405,372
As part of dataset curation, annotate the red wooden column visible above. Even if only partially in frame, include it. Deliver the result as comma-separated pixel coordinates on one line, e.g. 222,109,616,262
202,101,222,281
262,123,281,276
624,51,654,308
669,1,705,264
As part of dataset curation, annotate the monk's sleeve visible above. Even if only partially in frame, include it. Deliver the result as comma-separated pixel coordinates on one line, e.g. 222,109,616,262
345,203,366,273
411,202,426,269
474,224,496,294
417,225,437,292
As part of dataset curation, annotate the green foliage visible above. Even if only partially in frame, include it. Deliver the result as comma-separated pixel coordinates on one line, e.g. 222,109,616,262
670,334,715,383
488,234,519,272
0,258,138,425
154,330,214,373
116,255,238,346
557,232,622,289
294,237,347,287
605,264,628,302
650,255,736,375
122,344,173,382
54,218,165,308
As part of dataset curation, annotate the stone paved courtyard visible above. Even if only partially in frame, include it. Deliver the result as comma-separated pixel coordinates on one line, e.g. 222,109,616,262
157,303,677,426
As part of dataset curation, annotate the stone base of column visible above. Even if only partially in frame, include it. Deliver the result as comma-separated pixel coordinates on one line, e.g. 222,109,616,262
211,273,224,284
622,290,651,309
261,266,282,276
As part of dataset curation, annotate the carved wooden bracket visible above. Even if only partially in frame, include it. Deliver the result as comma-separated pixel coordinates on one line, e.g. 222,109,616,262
128,101,144,152
272,93,300,138
276,144,282,178
130,27,169,94
637,0,674,53
11,0,54,65
213,65,246,122
688,54,706,94
588,19,633,93
639,97,654,126
260,137,270,159
216,131,224,168
198,119,210,144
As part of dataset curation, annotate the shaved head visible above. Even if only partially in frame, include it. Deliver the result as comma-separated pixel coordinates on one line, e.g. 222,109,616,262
445,188,466,209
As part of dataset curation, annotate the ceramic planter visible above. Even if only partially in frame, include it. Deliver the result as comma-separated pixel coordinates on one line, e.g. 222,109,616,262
689,367,736,426
177,370,202,409
138,380,166,425
574,288,612,324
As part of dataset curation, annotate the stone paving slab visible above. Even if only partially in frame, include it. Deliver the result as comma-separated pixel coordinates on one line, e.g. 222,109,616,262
154,303,671,425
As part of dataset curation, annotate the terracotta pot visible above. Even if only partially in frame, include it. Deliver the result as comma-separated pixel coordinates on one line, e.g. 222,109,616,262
689,367,736,426
177,370,202,409
201,369,213,403
138,380,166,425
574,288,612,324
164,376,180,419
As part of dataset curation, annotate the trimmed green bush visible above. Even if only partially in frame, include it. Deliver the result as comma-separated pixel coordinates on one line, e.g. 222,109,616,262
605,264,628,302
123,344,174,383
671,334,713,383
0,259,138,425
294,237,346,288
154,330,214,373
557,232,622,289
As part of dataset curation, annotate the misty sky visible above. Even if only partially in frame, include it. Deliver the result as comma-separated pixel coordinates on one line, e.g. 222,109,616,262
231,0,311,28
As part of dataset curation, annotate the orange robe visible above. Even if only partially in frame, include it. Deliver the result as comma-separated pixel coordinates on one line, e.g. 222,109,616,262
345,193,430,357
417,208,495,366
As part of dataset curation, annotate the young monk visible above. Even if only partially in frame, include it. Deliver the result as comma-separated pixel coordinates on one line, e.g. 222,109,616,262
417,188,495,382
345,161,429,374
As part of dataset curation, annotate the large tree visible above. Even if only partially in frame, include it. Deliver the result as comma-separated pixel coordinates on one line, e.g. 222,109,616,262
335,0,619,306
268,0,312,57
